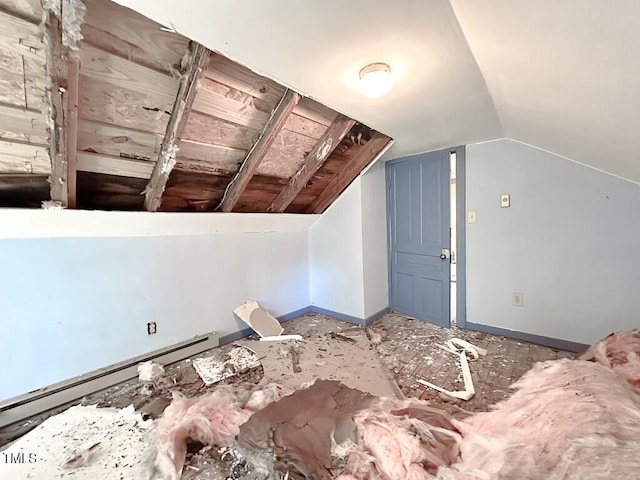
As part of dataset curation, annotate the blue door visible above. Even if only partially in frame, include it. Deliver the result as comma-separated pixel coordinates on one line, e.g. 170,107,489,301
387,151,450,327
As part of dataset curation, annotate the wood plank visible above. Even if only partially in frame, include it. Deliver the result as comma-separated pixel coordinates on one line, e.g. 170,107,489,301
161,170,231,212
77,119,162,159
267,115,356,212
181,110,260,150
144,43,210,211
0,173,49,208
78,77,172,134
0,103,47,136
0,9,45,61
77,151,155,178
79,43,178,101
83,0,188,75
0,46,28,108
284,113,327,140
0,0,44,23
256,129,319,178
45,14,67,204
307,132,391,213
177,139,246,168
218,89,300,212
294,97,338,127
22,54,47,110
76,171,146,211
205,53,285,108
65,59,79,208
192,77,272,130
0,140,50,174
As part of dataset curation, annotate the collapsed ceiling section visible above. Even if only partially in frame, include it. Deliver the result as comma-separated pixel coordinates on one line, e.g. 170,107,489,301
0,0,392,212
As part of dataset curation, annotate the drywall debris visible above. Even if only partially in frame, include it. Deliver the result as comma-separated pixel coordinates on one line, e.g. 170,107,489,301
329,332,356,343
0,405,155,479
155,383,292,480
137,361,165,382
238,379,466,479
418,338,486,401
41,200,64,210
234,300,284,338
259,334,303,342
63,442,100,469
367,326,387,345
289,346,301,373
192,346,260,385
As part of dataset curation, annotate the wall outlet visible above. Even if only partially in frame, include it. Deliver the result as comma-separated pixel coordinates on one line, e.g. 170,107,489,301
467,210,477,223
512,293,524,307
501,194,510,208
147,322,157,335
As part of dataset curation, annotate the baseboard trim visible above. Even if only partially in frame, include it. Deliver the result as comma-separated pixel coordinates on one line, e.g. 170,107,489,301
219,305,390,345
465,322,588,353
0,331,219,429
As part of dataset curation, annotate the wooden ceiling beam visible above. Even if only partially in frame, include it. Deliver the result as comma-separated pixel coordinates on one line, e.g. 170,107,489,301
267,115,356,213
45,1,82,208
45,13,66,206
306,132,391,214
217,89,300,212
143,42,210,212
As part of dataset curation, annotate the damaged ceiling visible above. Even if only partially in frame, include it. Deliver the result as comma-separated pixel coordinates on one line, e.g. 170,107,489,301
0,0,392,212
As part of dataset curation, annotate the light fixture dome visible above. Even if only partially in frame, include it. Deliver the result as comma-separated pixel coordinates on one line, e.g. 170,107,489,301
358,62,392,98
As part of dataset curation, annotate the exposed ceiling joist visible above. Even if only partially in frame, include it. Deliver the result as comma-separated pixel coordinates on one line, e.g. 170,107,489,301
45,12,68,207
217,89,301,212
65,59,79,208
307,132,391,214
143,42,210,212
267,115,356,213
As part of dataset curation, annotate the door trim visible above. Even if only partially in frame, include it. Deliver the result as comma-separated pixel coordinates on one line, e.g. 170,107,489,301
385,146,466,328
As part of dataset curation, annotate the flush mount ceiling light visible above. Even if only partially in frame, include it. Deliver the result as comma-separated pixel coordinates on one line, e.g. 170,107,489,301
358,62,392,98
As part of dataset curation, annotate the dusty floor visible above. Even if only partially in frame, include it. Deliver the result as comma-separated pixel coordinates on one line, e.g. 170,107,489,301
0,312,576,477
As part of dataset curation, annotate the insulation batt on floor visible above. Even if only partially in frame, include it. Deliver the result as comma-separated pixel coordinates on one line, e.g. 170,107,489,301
3,329,640,480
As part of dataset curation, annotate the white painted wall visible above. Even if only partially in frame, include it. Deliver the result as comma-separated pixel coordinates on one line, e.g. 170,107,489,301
466,139,640,345
0,216,310,401
309,180,365,319
360,161,390,317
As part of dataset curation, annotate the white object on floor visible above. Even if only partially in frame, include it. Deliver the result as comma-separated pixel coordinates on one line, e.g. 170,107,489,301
137,361,165,382
0,405,156,480
192,346,261,385
233,300,284,337
259,334,303,342
418,337,486,401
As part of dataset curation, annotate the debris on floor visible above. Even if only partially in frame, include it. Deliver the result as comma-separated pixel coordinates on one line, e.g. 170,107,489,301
0,405,156,480
7,314,636,480
193,346,261,385
578,329,640,390
138,361,165,382
418,338,486,401
155,383,292,480
234,300,284,337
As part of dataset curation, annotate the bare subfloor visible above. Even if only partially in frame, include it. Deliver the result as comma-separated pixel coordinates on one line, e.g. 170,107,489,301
0,313,575,466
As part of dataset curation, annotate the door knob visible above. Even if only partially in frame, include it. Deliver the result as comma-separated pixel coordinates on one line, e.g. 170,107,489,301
440,248,450,260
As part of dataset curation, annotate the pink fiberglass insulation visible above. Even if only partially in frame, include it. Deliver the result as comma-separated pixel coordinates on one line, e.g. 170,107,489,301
155,383,292,480
239,379,467,479
578,329,640,391
442,358,640,479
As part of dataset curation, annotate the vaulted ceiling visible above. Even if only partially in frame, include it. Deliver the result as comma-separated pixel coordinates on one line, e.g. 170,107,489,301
2,0,639,212
116,0,640,184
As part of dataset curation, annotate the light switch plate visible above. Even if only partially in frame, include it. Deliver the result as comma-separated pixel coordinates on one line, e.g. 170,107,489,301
501,194,510,208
